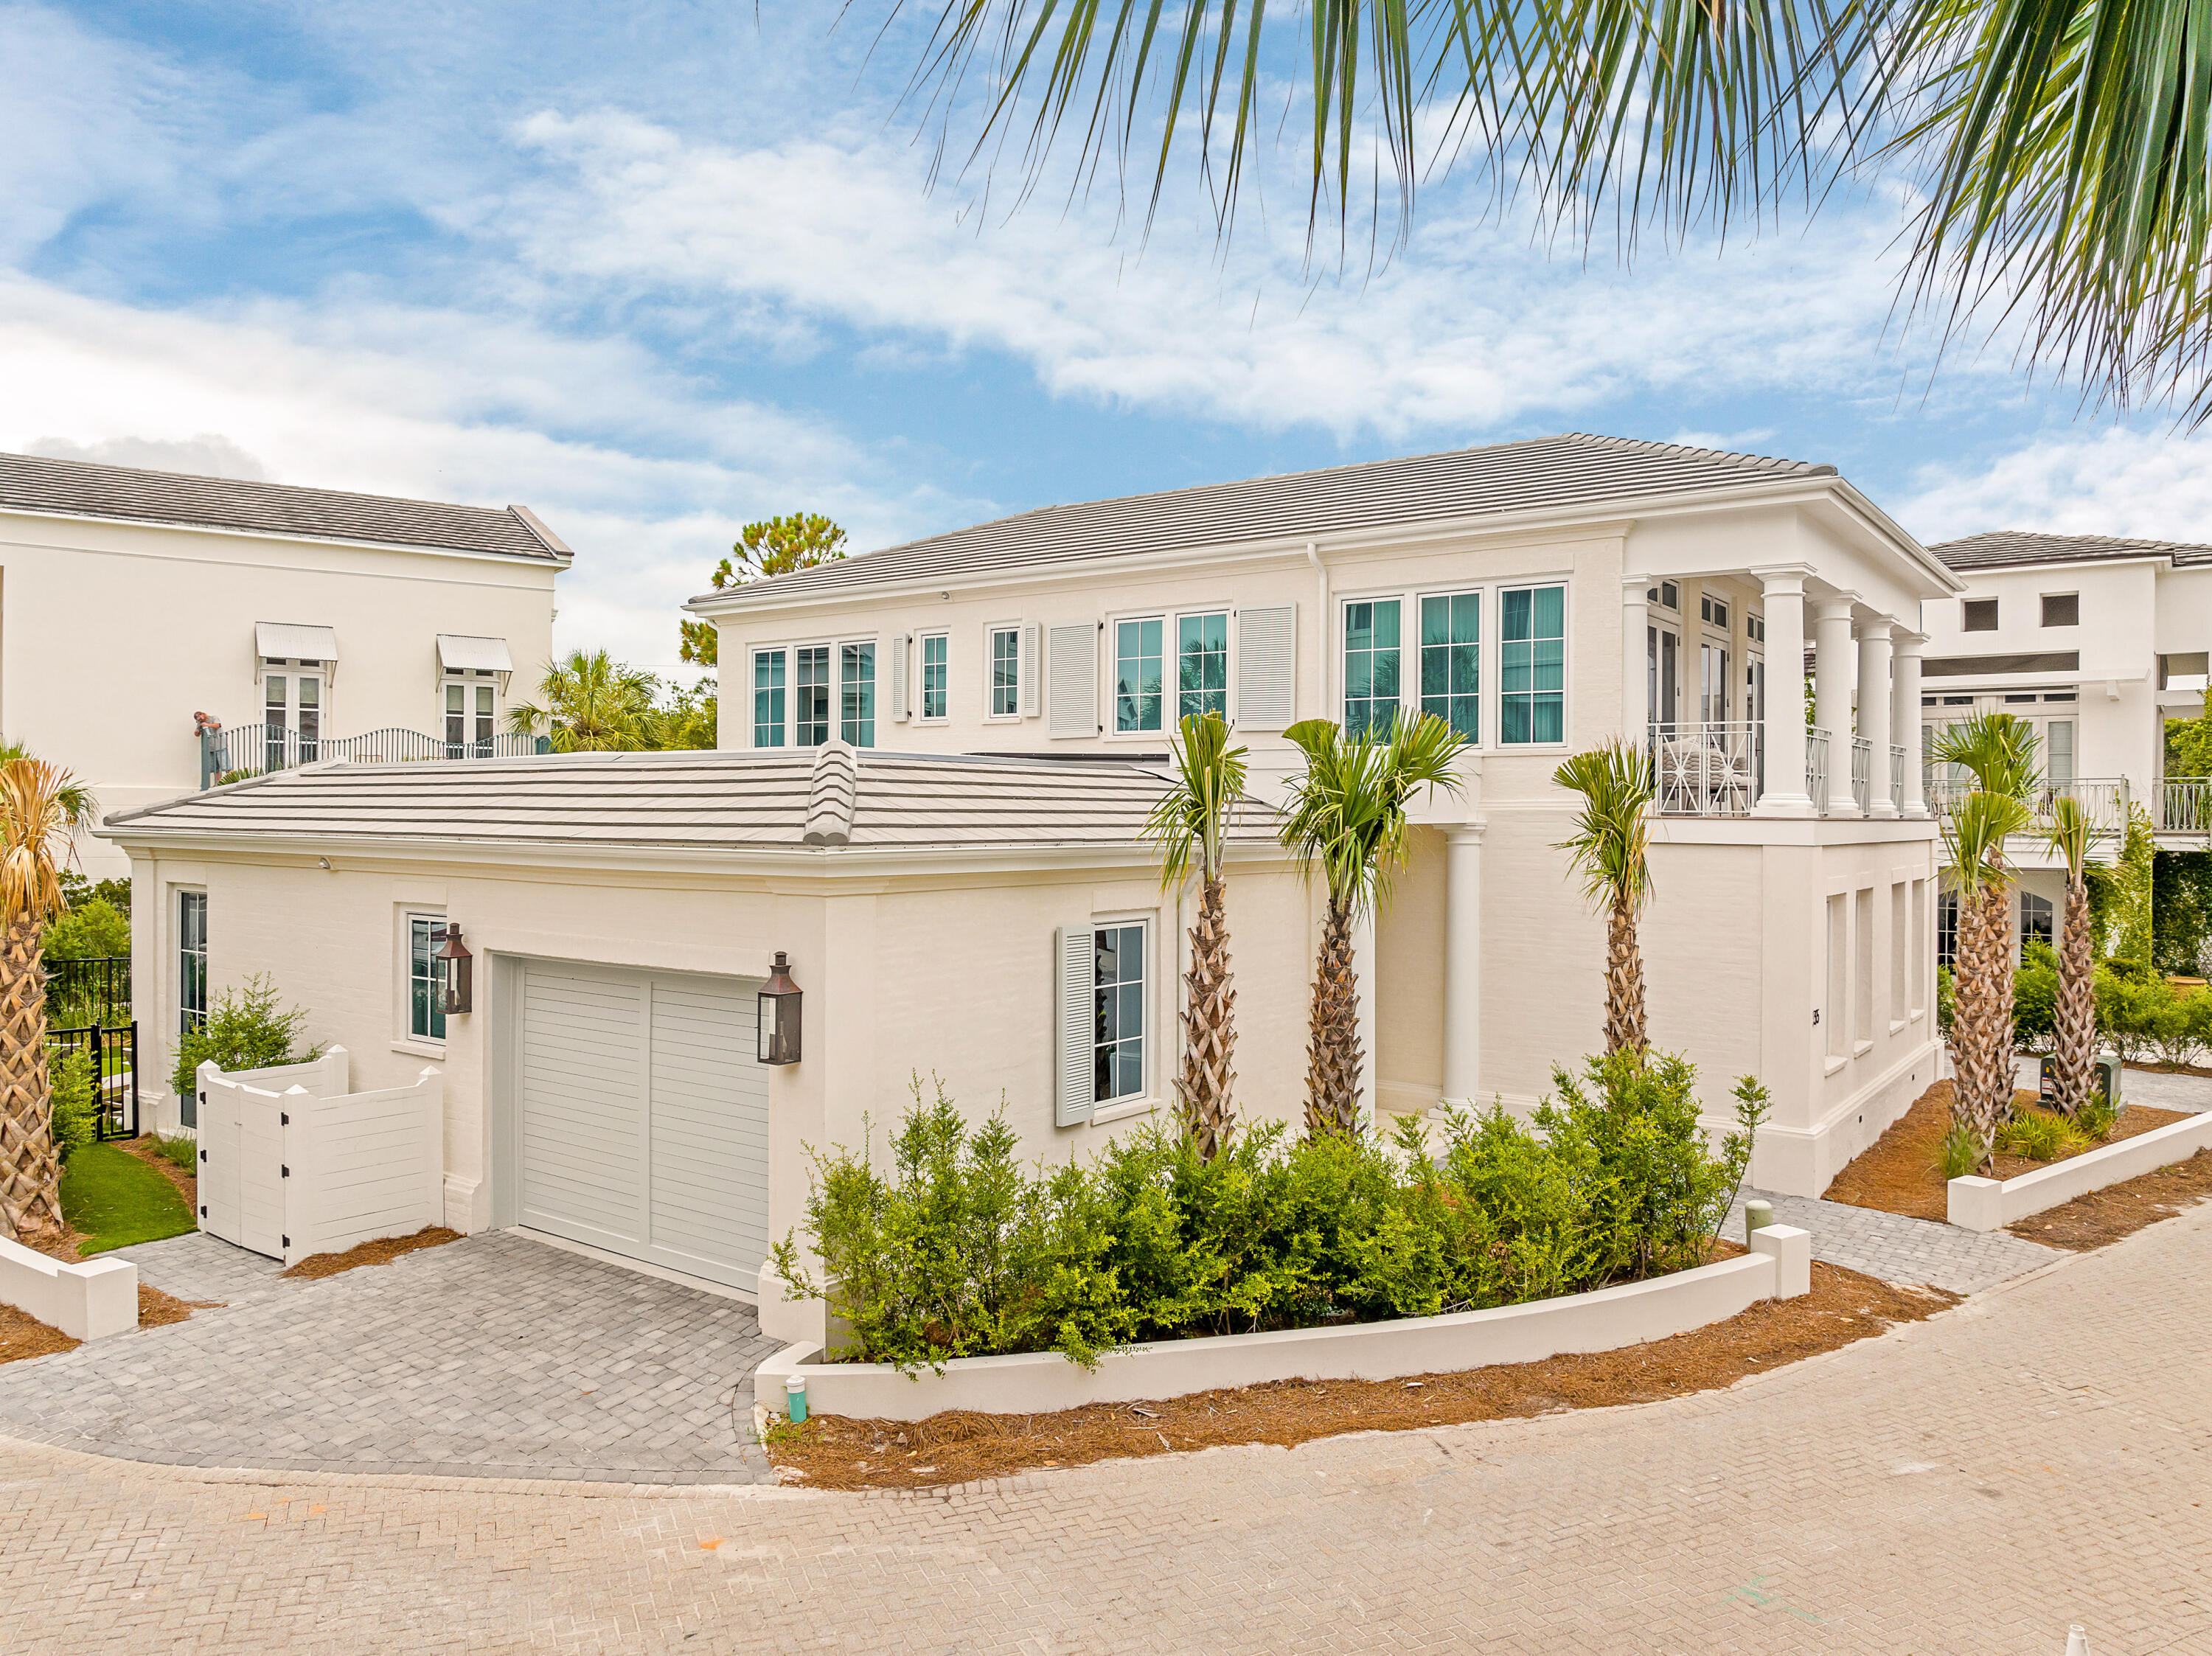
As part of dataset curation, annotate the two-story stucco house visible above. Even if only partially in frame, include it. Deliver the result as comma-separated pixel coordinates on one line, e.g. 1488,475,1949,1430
1,449,570,876
105,434,1961,1323
1919,529,2212,961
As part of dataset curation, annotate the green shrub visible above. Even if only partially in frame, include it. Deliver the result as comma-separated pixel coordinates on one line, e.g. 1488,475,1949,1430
2012,942,2058,1054
2094,967,2171,1065
1936,964,1956,1040
46,1049,99,1163
2077,1095,2119,1141
41,895,129,961
771,1054,1769,1371
170,973,321,1098
1995,1109,2083,1163
147,1133,198,1172
1938,1120,1982,1180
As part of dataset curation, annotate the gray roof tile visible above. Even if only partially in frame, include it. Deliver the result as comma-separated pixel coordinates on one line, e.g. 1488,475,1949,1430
694,432,1834,606
102,748,1280,855
0,450,571,563
1930,528,2212,571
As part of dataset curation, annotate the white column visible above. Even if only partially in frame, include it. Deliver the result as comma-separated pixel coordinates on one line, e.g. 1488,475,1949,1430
1441,823,1484,1108
1893,633,1928,818
1813,594,1861,816
1621,575,1651,743
1751,566,1815,816
1857,618,1896,818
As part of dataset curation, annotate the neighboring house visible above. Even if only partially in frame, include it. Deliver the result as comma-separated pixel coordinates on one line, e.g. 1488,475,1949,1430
0,449,570,875
105,433,1961,1320
1919,529,2212,962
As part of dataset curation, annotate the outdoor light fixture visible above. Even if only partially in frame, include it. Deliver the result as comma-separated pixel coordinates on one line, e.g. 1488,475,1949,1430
434,924,474,1017
757,952,801,1065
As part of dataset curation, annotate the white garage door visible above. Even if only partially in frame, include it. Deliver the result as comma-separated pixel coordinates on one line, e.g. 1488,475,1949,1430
515,960,770,1293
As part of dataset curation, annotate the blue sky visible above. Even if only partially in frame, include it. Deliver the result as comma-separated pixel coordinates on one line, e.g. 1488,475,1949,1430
7,0,2211,672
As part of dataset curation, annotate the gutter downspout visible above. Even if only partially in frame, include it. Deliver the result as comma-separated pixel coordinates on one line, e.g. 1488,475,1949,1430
1306,541,1326,726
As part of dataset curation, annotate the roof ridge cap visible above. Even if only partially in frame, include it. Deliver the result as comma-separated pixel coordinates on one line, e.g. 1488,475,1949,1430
803,741,858,846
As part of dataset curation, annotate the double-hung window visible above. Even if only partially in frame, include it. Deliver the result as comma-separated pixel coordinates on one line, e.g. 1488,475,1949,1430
1115,619,1164,732
1343,599,1402,738
1418,592,1480,740
408,915,447,1043
796,645,832,745
1092,922,1147,1104
919,633,948,720
990,627,1022,717
1500,584,1566,745
177,891,207,1037
840,643,875,745
753,650,787,747
1175,613,1228,722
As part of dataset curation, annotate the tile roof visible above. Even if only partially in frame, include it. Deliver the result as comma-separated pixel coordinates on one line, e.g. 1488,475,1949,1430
694,432,1836,607
0,449,571,563
1930,529,2212,571
102,747,1281,856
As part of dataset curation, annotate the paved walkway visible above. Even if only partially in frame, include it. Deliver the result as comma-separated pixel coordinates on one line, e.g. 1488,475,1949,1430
1728,1187,2062,1294
6,1200,2210,1653
0,1231,779,1484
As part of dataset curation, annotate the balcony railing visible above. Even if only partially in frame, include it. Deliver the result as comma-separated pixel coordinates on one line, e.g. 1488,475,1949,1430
1926,776,2131,832
1850,737,1872,815
1807,726,1829,811
200,723,551,788
1651,721,1763,816
1890,744,1907,813
2164,779,2212,833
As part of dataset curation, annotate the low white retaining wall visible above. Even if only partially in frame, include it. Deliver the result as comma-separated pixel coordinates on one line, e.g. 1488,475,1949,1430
198,1048,444,1267
0,1234,136,1340
758,1225,1812,1423
1950,1112,2212,1231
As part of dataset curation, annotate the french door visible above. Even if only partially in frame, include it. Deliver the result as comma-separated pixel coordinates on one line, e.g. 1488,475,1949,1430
262,669,324,770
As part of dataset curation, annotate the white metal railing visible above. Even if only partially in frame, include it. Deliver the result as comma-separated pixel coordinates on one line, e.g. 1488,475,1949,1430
1806,727,1830,810
1927,776,2131,831
2164,779,2212,833
1890,744,1906,812
1850,737,1872,815
1649,721,1763,815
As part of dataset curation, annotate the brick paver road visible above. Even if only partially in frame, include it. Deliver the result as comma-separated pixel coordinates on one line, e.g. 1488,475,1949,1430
6,1203,2209,1654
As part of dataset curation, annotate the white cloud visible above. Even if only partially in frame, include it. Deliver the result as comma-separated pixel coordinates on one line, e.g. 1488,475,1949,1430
0,274,990,672
1901,425,2212,546
504,111,1987,441
24,433,270,481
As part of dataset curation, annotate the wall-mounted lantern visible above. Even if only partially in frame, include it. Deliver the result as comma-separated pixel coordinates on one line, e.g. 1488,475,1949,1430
758,951,801,1065
435,924,474,1017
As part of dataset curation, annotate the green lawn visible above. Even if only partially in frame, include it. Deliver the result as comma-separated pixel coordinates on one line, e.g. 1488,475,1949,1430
60,1143,195,1256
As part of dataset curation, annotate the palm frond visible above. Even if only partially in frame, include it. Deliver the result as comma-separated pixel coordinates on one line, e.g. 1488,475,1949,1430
1551,739,1656,915
1278,712,1467,916
1144,712,1251,888
2037,789,2103,876
1943,787,2034,895
0,758,78,928
1931,710,2042,798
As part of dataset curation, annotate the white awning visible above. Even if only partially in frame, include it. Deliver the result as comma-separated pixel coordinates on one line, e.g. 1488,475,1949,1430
255,622,338,662
436,635,514,674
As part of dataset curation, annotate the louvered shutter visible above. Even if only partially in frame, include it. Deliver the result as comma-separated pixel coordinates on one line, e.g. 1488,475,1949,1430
890,634,909,722
1020,624,1043,717
1054,925,1096,1127
1047,622,1098,737
1236,604,1297,729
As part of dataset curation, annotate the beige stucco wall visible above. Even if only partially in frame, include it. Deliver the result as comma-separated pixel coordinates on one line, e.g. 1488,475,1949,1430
3,510,560,874
124,841,1318,1278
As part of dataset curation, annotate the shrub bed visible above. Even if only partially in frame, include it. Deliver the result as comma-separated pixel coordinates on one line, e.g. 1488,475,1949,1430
773,1051,1769,1370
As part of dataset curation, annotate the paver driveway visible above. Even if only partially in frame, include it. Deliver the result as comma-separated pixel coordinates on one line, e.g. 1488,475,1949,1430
4,1201,2210,1653
0,1230,779,1483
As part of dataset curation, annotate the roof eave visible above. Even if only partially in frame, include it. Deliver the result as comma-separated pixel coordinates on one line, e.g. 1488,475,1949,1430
0,501,567,568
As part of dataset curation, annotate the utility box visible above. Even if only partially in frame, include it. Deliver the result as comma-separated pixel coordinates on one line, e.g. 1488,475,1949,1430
2039,1054,2122,1112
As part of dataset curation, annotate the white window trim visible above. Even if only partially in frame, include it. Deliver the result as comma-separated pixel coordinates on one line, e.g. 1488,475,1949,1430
1334,577,1571,751
915,630,951,723
397,908,448,1057
173,886,207,1040
984,622,1024,722
1085,908,1159,1123
439,672,501,751
748,637,879,748
1496,579,1572,750
1103,605,1234,740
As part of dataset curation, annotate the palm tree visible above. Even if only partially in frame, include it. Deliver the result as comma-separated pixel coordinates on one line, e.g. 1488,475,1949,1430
1552,741,1657,1058
507,650,661,753
1934,712,2039,1169
0,756,93,1242
880,0,2212,418
1142,711,1251,1161
1279,713,1467,1136
2039,793,2104,1119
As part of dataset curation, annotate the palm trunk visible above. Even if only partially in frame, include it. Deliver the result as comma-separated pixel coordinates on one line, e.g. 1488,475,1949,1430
1178,875,1238,1160
1304,897,1364,1136
1604,889,1647,1057
2052,871,2096,1118
1947,877,2002,1168
0,920,62,1241
1956,876,2020,1175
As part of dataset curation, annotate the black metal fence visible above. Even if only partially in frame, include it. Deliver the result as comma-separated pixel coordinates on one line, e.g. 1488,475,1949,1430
51,1020,139,1141
47,955,130,1023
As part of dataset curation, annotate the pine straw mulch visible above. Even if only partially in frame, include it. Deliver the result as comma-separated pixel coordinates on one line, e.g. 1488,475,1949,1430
2005,1149,2212,1251
281,1226,461,1280
1821,1079,2187,1225
767,1262,1955,1492
0,1275,214,1366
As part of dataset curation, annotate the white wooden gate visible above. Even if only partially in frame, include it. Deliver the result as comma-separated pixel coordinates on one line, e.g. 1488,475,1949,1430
196,1047,445,1266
